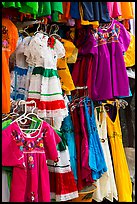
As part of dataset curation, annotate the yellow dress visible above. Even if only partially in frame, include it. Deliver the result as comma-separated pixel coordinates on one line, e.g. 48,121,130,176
57,39,76,93
105,102,132,202
124,32,135,68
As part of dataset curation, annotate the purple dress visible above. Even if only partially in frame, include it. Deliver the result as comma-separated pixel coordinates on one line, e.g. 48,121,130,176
77,19,130,101
2,121,61,202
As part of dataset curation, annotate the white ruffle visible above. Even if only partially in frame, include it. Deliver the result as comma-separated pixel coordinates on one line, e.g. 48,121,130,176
28,93,64,101
27,106,68,119
28,75,62,95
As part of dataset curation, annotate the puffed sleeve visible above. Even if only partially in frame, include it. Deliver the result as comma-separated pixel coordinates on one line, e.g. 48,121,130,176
116,20,130,53
43,122,61,161
54,38,66,59
2,125,25,168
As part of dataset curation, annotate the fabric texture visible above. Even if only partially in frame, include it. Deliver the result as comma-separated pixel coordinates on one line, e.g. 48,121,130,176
120,2,134,20
81,2,110,23
57,39,76,92
107,2,122,18
61,114,78,180
124,32,135,67
47,144,78,202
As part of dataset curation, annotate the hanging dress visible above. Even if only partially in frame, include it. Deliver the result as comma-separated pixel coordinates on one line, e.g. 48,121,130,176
93,106,118,202
105,101,132,202
2,18,18,113
47,129,78,202
25,33,68,121
61,114,78,181
2,120,61,202
75,19,130,101
83,98,107,180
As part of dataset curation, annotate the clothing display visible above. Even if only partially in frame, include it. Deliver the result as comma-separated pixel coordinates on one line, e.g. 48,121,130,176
2,2,135,203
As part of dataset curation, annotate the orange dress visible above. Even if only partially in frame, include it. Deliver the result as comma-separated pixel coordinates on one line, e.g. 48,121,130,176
105,101,132,202
2,18,18,113
119,2,134,19
58,2,71,23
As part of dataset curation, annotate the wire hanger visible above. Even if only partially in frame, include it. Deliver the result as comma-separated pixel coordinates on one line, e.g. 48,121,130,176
19,26,30,36
49,24,61,40
34,19,48,36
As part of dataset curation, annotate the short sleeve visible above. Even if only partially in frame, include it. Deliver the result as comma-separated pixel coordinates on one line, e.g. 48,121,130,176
116,20,130,53
54,39,65,59
2,125,24,167
43,123,61,161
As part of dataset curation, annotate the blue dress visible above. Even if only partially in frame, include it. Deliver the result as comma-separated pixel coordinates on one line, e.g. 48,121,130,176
83,97,107,180
61,114,78,180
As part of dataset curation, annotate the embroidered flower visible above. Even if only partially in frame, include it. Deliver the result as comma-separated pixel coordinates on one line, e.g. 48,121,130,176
47,36,56,49
20,146,23,151
29,156,34,162
39,143,43,147
28,155,35,168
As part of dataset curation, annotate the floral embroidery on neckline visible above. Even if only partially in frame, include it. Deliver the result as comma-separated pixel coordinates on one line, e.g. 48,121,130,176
12,129,47,151
92,23,120,45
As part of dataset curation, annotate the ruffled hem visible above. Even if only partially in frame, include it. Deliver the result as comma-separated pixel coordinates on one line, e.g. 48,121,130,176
49,171,78,201
27,98,68,118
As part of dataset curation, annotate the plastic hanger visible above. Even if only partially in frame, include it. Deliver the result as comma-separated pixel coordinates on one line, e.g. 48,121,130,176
13,100,38,125
17,100,43,132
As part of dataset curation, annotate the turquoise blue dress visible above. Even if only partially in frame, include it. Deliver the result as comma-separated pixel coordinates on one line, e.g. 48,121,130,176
61,114,78,180
83,97,107,180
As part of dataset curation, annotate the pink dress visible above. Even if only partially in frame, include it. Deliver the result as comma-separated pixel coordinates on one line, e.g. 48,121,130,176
2,121,61,202
107,2,122,18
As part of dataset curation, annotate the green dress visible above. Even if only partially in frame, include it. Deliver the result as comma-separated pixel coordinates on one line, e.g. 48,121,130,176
2,2,63,21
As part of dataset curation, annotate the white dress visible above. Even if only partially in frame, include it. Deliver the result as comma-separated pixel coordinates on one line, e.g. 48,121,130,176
92,106,118,202
10,36,33,100
25,33,68,126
